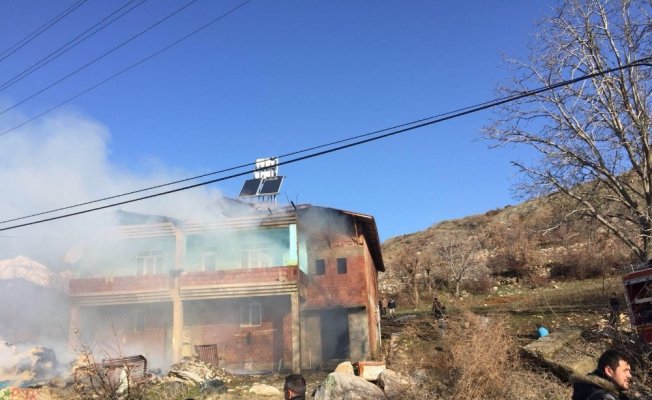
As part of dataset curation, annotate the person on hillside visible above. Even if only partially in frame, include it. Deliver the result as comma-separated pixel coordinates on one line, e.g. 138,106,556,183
380,296,388,318
388,297,397,319
609,292,621,327
284,374,306,400
572,349,632,400
536,324,549,339
431,297,445,319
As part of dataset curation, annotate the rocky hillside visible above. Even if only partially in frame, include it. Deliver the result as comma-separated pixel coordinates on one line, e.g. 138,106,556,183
380,193,634,295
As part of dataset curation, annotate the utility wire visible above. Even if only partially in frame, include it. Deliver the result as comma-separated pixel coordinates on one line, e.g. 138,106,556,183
0,0,148,93
0,0,253,139
1,56,650,233
0,0,89,62
0,100,491,225
3,55,650,225
0,0,200,118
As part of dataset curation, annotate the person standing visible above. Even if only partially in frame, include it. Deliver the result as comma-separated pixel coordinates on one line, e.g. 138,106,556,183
432,297,445,319
609,292,621,327
380,296,388,318
572,349,632,400
388,297,397,319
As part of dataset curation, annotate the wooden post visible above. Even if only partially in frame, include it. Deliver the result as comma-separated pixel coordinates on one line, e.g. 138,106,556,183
171,269,183,363
291,292,301,373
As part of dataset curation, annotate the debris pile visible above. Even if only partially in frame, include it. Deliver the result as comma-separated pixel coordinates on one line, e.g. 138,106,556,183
0,341,60,387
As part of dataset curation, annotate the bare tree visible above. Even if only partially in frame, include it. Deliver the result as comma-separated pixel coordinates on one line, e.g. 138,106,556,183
386,247,423,305
433,233,482,296
485,0,652,262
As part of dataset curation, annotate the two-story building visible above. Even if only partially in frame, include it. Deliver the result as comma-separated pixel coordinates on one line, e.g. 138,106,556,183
67,204,384,372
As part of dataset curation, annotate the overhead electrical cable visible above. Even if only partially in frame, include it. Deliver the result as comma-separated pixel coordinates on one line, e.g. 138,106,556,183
0,56,650,233
0,103,494,225
0,0,148,93
0,0,201,118
0,0,253,138
0,0,89,62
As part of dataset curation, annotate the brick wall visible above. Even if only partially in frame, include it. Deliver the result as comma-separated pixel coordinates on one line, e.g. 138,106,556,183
69,274,170,294
70,266,299,295
79,303,171,368
184,296,292,370
304,247,368,308
180,266,298,287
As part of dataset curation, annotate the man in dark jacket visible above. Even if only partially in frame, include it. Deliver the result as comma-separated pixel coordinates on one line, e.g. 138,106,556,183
284,374,306,400
572,349,632,400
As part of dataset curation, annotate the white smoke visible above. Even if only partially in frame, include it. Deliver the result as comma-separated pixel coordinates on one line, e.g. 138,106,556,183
0,109,227,262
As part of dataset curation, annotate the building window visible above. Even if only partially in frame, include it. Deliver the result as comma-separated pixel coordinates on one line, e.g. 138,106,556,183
337,258,347,274
133,310,145,332
241,242,271,268
240,303,262,327
135,250,163,275
315,259,325,275
203,247,218,271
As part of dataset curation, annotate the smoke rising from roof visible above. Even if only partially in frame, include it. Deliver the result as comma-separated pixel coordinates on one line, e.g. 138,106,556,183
0,109,227,264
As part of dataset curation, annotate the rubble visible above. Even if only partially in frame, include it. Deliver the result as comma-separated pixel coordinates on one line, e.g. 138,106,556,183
0,342,61,387
167,358,220,386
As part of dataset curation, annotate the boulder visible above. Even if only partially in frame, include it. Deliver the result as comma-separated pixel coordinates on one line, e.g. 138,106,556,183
377,369,411,399
313,372,386,400
523,328,608,377
334,361,354,375
248,383,281,396
167,358,217,386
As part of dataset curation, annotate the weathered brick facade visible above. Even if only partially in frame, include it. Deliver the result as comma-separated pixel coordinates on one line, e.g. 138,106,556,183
68,205,384,372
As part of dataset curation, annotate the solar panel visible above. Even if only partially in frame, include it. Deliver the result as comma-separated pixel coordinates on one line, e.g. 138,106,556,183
239,178,262,197
259,176,284,195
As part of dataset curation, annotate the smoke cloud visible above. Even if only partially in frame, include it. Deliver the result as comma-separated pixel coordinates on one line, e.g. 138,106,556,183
0,109,226,263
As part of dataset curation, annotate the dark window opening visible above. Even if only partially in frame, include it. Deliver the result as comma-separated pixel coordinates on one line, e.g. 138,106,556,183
337,258,347,274
315,259,325,275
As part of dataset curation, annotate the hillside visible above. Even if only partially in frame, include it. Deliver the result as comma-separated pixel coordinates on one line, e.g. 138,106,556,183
379,193,633,297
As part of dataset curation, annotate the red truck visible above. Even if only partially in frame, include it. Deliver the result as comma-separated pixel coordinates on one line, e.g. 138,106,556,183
623,267,652,343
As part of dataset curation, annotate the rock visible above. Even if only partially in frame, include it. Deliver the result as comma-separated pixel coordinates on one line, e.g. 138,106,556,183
158,380,189,398
313,372,386,400
377,369,411,399
201,379,228,397
394,315,415,323
167,358,217,386
334,361,354,374
523,328,608,378
248,383,281,396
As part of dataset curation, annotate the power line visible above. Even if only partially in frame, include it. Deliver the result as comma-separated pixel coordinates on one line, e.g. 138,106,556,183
0,0,89,63
1,56,650,233
0,105,479,225
0,0,201,118
0,0,148,93
0,0,254,139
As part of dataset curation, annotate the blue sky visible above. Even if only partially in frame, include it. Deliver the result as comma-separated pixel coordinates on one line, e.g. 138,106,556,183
0,0,553,241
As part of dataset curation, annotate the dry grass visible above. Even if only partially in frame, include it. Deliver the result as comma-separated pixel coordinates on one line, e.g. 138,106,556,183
385,310,572,400
443,311,514,400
